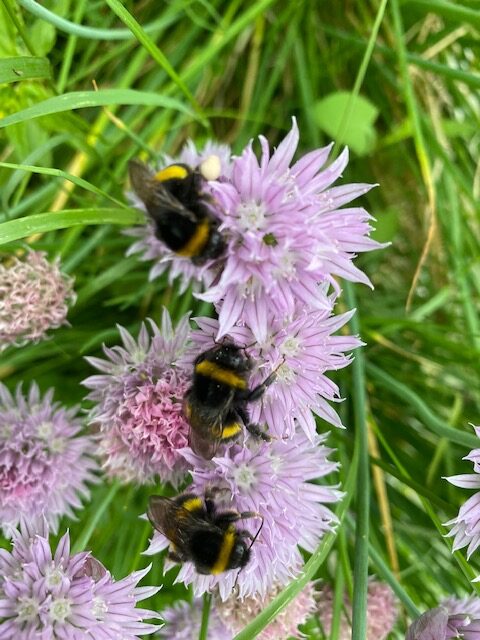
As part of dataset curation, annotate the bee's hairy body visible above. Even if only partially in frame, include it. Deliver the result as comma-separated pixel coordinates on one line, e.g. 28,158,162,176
184,343,276,459
147,491,254,575
128,160,225,264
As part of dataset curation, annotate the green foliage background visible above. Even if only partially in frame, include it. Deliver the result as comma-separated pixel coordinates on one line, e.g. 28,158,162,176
0,1,479,638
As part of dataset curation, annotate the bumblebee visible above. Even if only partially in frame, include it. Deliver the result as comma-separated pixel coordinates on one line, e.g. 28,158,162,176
128,159,225,264
147,489,262,575
184,343,276,459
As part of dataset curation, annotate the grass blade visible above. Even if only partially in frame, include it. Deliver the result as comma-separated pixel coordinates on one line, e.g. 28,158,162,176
367,363,479,449
105,0,202,116
0,89,197,129
0,208,144,245
0,161,126,207
344,281,370,640
0,56,51,84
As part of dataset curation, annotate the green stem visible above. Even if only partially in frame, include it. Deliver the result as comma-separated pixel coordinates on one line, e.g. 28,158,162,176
72,483,120,553
2,0,37,55
17,0,168,40
344,281,370,640
401,0,480,28
199,593,212,640
334,0,389,150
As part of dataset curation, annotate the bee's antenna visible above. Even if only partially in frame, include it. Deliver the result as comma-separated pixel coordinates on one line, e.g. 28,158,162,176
232,513,264,593
248,513,264,551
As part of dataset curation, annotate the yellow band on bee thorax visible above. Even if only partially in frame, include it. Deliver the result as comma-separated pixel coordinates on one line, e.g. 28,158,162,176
182,497,203,512
211,526,236,574
195,360,247,389
154,165,189,182
221,423,242,440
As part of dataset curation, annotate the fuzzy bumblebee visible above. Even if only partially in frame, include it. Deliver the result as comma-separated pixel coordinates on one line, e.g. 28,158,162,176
128,159,225,264
147,489,262,575
183,343,276,459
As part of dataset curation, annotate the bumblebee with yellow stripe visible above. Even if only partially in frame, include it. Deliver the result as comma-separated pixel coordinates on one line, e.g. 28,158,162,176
184,342,276,459
147,489,263,575
128,159,225,264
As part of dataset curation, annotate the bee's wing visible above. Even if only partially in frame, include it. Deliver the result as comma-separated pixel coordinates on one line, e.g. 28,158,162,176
129,159,197,223
148,495,210,553
128,159,155,201
188,427,222,460
184,400,223,460
147,495,174,536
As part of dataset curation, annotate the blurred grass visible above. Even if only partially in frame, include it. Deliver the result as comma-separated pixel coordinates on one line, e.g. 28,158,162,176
0,0,479,638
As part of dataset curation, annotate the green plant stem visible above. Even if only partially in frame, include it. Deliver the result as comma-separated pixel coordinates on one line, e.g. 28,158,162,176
334,0,389,150
17,0,168,39
2,0,37,55
199,593,212,640
401,0,480,28
344,281,370,640
72,483,120,553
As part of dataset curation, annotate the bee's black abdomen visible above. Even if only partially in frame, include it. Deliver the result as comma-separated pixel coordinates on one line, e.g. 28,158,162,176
151,208,198,251
190,529,223,570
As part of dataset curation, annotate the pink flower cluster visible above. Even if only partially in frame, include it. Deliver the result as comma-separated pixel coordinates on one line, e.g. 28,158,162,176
82,311,192,485
158,582,316,639
317,580,398,640
0,382,97,534
0,251,75,351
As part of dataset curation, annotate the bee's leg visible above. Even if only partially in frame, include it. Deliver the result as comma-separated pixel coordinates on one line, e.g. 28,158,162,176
236,407,271,443
246,370,277,402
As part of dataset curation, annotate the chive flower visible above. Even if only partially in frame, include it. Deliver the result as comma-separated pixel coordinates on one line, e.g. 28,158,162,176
445,425,480,558
0,517,161,639
407,596,480,639
82,310,192,485
0,382,97,534
0,251,75,351
317,580,398,640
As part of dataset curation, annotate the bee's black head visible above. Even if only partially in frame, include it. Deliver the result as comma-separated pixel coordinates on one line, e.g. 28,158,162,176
211,343,252,373
228,538,251,570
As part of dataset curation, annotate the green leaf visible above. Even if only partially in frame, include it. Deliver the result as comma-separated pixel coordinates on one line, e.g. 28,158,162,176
0,208,144,245
0,89,198,128
314,91,379,156
0,56,51,84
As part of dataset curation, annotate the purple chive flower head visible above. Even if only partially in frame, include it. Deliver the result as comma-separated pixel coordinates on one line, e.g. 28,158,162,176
82,310,192,485
317,580,398,640
158,583,315,640
0,517,161,639
407,597,480,640
189,305,362,440
217,581,316,639
200,117,381,342
157,600,229,640
0,251,76,351
0,382,97,534
445,425,480,558
125,140,231,292
145,430,341,600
